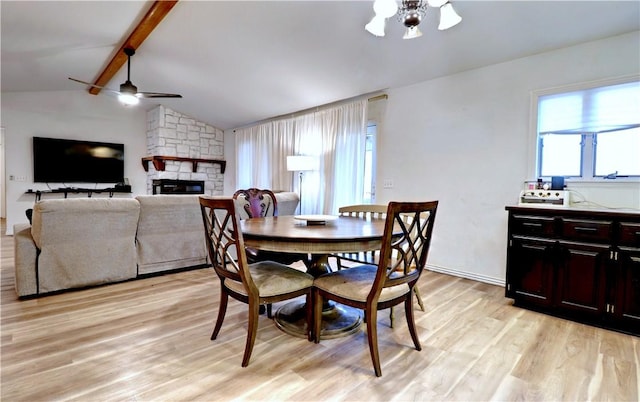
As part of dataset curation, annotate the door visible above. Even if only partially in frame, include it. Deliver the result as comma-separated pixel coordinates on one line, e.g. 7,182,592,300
507,237,556,307
555,241,609,317
615,248,640,333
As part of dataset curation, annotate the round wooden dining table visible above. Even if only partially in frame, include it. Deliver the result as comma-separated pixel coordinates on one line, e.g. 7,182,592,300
240,215,388,339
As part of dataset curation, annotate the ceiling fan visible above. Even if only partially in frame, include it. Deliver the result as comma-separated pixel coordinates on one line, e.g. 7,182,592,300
69,47,182,106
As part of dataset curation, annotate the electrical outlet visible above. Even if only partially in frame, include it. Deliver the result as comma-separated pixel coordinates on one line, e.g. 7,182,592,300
383,179,394,189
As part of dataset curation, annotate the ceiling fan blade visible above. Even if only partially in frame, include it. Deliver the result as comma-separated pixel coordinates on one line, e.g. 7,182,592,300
68,77,119,94
137,91,183,99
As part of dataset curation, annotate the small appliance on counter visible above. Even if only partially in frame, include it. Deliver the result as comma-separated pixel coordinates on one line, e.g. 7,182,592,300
519,189,571,207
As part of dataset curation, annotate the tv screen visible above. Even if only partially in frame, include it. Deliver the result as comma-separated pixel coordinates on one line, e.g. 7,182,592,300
33,137,125,183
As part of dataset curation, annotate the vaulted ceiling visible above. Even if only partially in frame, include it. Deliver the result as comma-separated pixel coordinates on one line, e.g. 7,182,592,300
2,1,639,130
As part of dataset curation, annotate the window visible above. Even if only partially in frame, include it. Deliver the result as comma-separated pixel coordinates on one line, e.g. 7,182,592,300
535,79,640,180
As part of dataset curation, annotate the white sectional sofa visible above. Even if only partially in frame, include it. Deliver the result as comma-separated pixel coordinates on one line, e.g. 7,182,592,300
13,192,299,297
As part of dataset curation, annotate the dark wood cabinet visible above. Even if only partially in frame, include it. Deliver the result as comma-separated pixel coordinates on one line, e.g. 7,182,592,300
508,236,556,307
505,206,640,336
555,240,609,316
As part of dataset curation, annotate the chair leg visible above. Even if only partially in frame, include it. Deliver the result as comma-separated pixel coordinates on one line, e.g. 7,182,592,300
242,301,260,367
266,303,273,318
389,287,424,328
312,289,323,343
211,290,229,340
405,294,422,351
305,292,313,342
414,287,425,312
365,307,382,377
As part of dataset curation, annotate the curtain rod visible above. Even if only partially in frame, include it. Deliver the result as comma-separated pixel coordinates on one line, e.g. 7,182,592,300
232,91,388,132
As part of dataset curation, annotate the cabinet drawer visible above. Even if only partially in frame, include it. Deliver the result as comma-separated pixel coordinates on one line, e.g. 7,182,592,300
511,214,556,237
561,219,612,243
619,222,640,247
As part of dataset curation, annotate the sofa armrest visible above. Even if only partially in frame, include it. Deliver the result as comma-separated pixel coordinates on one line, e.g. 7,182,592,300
13,224,38,297
274,192,300,216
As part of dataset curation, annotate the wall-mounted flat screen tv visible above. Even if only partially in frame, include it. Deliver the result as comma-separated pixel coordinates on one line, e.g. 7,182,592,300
33,137,125,183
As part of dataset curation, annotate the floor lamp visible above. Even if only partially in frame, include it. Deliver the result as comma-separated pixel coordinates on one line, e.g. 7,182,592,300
286,155,318,215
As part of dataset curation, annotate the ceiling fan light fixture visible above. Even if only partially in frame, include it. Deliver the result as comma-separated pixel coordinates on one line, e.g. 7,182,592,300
118,93,140,106
438,2,462,30
373,0,398,18
398,0,426,39
365,15,387,36
365,0,461,38
403,25,423,39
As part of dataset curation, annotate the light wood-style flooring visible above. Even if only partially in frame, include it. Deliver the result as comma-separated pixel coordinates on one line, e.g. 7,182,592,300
1,219,638,401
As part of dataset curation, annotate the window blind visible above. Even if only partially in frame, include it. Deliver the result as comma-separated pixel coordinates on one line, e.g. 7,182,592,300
538,80,640,134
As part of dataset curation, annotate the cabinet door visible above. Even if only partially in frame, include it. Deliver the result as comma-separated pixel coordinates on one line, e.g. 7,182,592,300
507,237,555,307
555,241,609,317
615,248,640,333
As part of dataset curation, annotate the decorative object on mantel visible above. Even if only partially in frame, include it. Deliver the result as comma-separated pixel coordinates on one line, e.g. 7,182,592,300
365,0,462,39
141,156,226,174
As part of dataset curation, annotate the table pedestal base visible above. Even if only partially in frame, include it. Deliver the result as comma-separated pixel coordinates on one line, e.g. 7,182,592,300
274,300,362,339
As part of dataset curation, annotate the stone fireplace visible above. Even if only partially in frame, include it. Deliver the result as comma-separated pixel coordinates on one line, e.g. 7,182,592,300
145,106,224,195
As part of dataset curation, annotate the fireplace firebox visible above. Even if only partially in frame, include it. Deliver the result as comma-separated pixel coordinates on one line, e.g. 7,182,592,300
152,179,205,195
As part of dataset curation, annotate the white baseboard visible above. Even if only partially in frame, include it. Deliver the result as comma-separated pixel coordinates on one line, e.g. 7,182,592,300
426,263,505,287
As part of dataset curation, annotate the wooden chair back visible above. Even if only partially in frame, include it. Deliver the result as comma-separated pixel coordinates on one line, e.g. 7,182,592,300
373,201,438,299
338,204,387,220
200,197,257,297
335,204,388,267
233,188,278,218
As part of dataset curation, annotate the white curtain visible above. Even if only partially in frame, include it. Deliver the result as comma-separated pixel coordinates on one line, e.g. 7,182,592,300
234,99,367,214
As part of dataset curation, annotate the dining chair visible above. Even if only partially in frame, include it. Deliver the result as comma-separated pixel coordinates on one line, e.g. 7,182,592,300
199,197,314,367
233,188,307,317
332,204,388,270
313,201,438,376
332,204,425,327
233,188,306,265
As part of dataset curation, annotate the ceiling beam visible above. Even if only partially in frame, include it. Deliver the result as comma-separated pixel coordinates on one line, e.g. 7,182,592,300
89,0,179,95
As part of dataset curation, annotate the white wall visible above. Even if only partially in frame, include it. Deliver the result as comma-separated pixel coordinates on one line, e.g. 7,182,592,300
2,90,148,234
376,31,640,285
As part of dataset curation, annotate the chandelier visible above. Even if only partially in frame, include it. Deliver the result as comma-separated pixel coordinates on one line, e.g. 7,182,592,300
365,0,462,39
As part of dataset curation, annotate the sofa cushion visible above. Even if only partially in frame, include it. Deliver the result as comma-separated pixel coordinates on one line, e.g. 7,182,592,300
135,195,208,275
30,198,140,294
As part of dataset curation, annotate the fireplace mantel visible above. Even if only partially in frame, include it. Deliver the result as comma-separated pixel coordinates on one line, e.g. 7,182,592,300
141,156,226,174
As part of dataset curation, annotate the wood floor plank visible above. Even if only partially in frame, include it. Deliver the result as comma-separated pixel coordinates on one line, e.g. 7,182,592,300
1,218,638,401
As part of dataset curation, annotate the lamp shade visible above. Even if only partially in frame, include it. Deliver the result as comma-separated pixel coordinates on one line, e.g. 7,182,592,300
403,25,423,39
373,0,398,18
438,2,462,30
365,15,387,37
287,156,318,172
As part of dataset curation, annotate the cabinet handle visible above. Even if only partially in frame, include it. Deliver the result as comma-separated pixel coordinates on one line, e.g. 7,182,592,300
523,222,542,228
574,226,598,233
